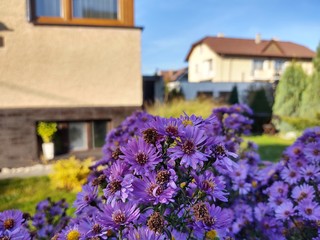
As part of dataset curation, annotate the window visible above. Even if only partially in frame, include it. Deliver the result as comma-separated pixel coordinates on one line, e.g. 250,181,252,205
195,64,199,73
274,59,284,72
203,59,213,73
29,0,134,27
253,59,264,71
197,91,213,99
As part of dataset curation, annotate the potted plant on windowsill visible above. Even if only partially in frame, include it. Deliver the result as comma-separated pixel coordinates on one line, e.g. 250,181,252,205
37,121,57,160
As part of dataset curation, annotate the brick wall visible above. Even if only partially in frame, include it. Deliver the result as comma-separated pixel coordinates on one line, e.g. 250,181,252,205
0,106,140,168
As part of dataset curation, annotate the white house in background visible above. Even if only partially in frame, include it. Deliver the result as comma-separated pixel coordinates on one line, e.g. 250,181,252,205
177,34,316,102
185,34,315,83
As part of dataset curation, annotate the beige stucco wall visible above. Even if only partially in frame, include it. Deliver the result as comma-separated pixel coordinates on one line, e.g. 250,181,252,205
188,43,314,82
0,0,142,108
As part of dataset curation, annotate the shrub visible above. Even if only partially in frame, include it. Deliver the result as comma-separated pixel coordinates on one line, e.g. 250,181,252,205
281,115,320,131
37,121,57,143
49,156,92,192
228,85,239,104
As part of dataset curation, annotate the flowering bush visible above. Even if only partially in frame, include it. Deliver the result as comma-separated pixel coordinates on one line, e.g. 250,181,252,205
49,156,93,192
0,104,320,240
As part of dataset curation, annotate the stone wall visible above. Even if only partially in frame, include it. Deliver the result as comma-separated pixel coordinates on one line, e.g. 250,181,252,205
0,106,139,168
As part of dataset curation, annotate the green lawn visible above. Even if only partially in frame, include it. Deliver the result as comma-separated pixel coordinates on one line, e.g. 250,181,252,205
243,135,295,162
0,176,76,215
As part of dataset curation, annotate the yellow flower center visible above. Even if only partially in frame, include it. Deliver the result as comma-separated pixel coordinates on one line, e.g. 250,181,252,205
251,180,258,188
182,119,193,126
67,230,80,240
206,230,218,239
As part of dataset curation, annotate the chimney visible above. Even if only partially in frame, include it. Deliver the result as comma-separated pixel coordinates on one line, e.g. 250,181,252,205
255,33,261,44
217,32,224,38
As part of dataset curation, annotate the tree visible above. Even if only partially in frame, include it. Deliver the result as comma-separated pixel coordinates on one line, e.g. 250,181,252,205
273,62,308,132
250,88,272,115
299,43,320,119
228,85,239,104
313,42,320,73
273,63,307,117
248,87,272,133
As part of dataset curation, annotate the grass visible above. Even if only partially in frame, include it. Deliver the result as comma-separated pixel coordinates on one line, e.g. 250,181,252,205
0,176,76,215
146,98,223,118
243,135,295,162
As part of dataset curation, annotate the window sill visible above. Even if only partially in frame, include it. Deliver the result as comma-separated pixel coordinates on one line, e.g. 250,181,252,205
32,21,143,30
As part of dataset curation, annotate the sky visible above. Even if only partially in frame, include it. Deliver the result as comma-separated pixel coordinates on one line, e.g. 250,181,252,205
135,0,320,75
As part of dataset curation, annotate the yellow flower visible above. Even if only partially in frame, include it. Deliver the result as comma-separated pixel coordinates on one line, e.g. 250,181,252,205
206,229,218,239
67,230,80,240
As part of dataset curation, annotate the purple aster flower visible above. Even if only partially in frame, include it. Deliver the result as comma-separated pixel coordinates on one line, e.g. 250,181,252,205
288,157,307,169
280,165,301,184
190,170,228,202
254,203,270,221
125,226,165,240
297,199,320,221
0,210,24,232
232,180,251,195
194,203,232,231
211,143,238,174
133,173,176,204
78,217,106,239
304,142,320,162
230,161,249,180
36,199,50,211
286,143,304,159
73,184,98,214
232,202,253,223
275,201,296,220
37,225,54,239
0,228,31,240
104,161,130,181
268,196,288,210
179,112,204,127
58,224,82,240
300,164,320,181
121,137,161,175
168,125,208,169
170,229,189,240
103,173,134,206
266,181,289,198
97,202,140,231
230,104,253,115
156,117,181,139
32,212,45,228
155,168,177,189
291,184,315,202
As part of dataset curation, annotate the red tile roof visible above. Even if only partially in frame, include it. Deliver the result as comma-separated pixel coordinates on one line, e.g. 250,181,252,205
159,67,188,82
185,36,316,61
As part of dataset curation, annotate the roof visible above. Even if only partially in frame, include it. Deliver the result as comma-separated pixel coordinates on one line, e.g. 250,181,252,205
158,67,188,82
185,36,316,61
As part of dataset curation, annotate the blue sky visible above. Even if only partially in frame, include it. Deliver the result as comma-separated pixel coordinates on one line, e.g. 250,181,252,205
135,0,320,75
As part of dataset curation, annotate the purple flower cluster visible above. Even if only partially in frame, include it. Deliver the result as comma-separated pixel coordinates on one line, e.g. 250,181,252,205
224,127,320,239
32,198,70,239
53,107,243,239
1,105,320,240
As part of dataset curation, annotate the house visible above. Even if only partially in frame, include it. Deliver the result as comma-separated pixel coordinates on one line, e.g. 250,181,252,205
0,0,142,168
182,34,315,101
156,67,188,94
